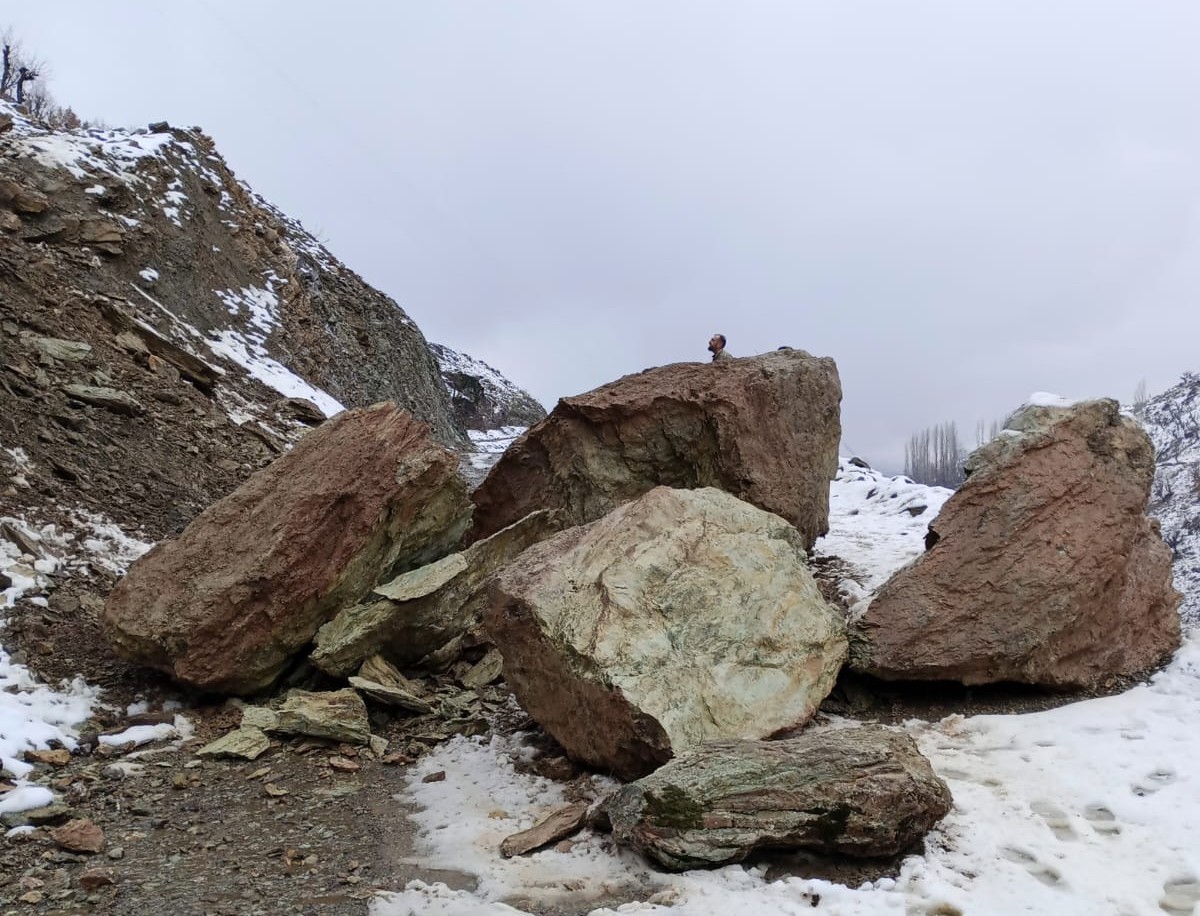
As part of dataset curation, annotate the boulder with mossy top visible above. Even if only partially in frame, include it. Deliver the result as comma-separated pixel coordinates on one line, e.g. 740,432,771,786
605,726,952,870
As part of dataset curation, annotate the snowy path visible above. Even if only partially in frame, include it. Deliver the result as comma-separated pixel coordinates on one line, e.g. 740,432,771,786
375,460,1200,916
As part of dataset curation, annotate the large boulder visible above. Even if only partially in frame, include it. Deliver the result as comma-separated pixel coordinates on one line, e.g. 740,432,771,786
310,509,561,676
102,403,471,694
486,486,848,780
605,726,952,871
852,398,1181,687
468,349,841,551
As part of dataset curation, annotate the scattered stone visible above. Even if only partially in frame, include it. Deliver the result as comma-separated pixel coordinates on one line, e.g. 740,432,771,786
347,677,434,715
24,748,72,767
606,726,952,870
853,398,1182,688
272,397,326,426
469,349,842,552
102,403,472,694
62,383,143,415
263,783,289,798
0,178,49,213
240,706,279,731
530,756,578,782
421,770,447,783
79,870,115,891
460,648,504,689
270,689,371,745
29,337,92,363
488,487,848,780
368,735,389,758
500,802,590,857
312,509,559,676
196,727,271,761
106,846,125,860
1,801,74,828
18,891,44,905
357,654,417,692
327,756,361,773
49,818,106,854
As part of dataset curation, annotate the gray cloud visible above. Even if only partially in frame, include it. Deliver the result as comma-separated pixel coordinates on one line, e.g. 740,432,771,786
12,1,1200,470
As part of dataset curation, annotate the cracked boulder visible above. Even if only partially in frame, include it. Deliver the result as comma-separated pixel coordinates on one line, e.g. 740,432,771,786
487,486,847,780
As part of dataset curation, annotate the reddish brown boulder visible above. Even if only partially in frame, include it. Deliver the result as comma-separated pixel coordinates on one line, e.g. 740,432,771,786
102,403,470,694
852,398,1180,688
468,349,841,551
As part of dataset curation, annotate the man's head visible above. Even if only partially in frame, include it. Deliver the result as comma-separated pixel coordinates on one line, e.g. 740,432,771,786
708,333,726,354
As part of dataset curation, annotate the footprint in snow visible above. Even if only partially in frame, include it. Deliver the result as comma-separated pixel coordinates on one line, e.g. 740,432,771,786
1000,846,1064,887
1159,877,1200,915
1082,804,1121,836
1132,768,1178,797
1029,799,1076,842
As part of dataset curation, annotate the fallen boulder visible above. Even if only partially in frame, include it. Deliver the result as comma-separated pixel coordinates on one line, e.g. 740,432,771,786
852,398,1181,687
605,726,952,870
102,403,471,694
469,349,841,551
311,509,559,676
487,486,847,780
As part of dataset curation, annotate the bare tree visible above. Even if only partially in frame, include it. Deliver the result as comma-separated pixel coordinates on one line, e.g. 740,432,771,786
974,417,1003,448
904,420,966,489
1132,378,1149,418
1,30,43,104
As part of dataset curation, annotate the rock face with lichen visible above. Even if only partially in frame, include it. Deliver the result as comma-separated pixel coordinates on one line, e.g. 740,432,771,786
487,486,847,780
102,403,471,694
605,725,952,870
469,349,841,551
852,398,1180,688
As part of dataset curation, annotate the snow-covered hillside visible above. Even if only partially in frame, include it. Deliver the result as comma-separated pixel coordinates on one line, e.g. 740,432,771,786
1140,372,1200,628
430,343,547,433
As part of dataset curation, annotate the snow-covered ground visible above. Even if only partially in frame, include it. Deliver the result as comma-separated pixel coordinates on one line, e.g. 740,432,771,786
374,459,1200,916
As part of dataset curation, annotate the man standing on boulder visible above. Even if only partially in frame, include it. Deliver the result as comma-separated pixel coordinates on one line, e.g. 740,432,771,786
708,334,732,361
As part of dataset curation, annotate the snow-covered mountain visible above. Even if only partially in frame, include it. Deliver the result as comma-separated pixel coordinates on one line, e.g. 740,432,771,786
430,343,547,432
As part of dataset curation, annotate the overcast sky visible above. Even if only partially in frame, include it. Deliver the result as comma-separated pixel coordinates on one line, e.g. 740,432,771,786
10,2,1200,470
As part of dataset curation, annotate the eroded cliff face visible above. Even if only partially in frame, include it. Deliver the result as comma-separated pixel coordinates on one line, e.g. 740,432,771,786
0,103,480,548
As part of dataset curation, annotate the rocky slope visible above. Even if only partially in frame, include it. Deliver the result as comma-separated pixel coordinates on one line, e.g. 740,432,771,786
1139,372,1200,627
0,101,535,548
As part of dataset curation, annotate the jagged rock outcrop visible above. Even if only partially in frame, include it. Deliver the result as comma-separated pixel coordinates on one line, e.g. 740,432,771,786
852,398,1181,687
430,343,546,431
487,487,848,780
468,349,842,551
605,726,952,870
310,508,562,676
102,403,470,694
